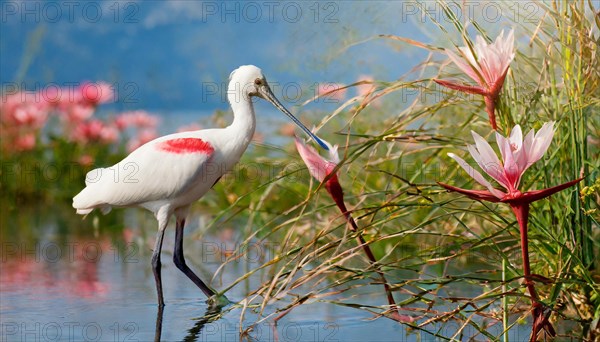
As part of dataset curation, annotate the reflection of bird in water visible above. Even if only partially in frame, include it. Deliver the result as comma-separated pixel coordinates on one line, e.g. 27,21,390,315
153,304,223,342
183,305,224,342
73,65,328,307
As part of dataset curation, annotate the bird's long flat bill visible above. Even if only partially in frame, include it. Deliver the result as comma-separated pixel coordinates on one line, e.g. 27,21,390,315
259,85,329,151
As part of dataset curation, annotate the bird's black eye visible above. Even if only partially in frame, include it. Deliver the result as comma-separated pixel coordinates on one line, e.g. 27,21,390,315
254,79,263,85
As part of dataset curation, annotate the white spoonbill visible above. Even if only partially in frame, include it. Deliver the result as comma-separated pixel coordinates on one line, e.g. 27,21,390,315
73,65,328,307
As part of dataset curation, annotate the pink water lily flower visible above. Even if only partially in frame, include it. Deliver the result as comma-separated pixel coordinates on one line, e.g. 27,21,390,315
447,121,556,201
295,137,414,323
438,122,582,340
294,136,339,184
435,30,515,130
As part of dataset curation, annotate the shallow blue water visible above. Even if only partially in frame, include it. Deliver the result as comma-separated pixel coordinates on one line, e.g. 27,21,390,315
0,203,535,341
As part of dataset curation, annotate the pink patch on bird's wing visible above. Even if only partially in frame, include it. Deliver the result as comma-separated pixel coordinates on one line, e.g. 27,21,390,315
157,138,214,154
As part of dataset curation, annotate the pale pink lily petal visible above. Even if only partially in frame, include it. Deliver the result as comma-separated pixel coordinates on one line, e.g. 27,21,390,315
470,131,508,186
476,30,515,86
466,144,507,189
495,132,510,164
448,153,506,199
294,137,338,183
446,49,483,86
528,121,555,166
494,133,520,190
509,125,523,150
496,129,527,190
519,129,535,169
508,125,528,175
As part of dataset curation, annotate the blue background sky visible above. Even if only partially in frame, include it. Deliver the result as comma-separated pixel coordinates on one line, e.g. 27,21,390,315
1,1,433,114
2,1,523,120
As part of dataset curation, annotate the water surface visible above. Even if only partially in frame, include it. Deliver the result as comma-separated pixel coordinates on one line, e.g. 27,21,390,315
1,202,532,341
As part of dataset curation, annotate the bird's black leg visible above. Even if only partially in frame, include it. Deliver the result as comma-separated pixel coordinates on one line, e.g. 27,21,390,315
173,218,216,298
151,227,167,307
154,304,164,342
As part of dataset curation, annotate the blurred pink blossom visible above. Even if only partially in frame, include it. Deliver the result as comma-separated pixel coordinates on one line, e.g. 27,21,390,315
279,122,296,137
78,82,114,106
1,92,49,128
100,125,119,144
15,133,36,151
78,154,95,166
354,75,382,107
113,115,129,130
115,110,159,130
355,75,375,98
127,128,158,152
42,86,62,106
71,120,119,144
317,83,346,102
176,122,202,133
63,103,95,123
54,81,114,123
72,120,103,143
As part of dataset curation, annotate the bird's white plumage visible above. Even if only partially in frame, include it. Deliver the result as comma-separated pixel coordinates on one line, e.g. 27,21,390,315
73,65,264,218
74,132,213,213
72,65,327,306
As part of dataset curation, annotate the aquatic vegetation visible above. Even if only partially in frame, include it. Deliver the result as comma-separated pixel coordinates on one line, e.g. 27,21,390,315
2,0,598,340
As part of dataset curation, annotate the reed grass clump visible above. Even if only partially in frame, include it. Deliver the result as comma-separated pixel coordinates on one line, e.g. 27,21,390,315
206,1,598,340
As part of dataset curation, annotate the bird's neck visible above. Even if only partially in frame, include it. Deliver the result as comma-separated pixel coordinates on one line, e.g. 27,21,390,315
227,90,256,147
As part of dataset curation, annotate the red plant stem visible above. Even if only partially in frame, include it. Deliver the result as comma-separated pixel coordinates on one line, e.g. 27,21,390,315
510,204,538,302
510,203,555,340
484,95,498,130
325,178,403,320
